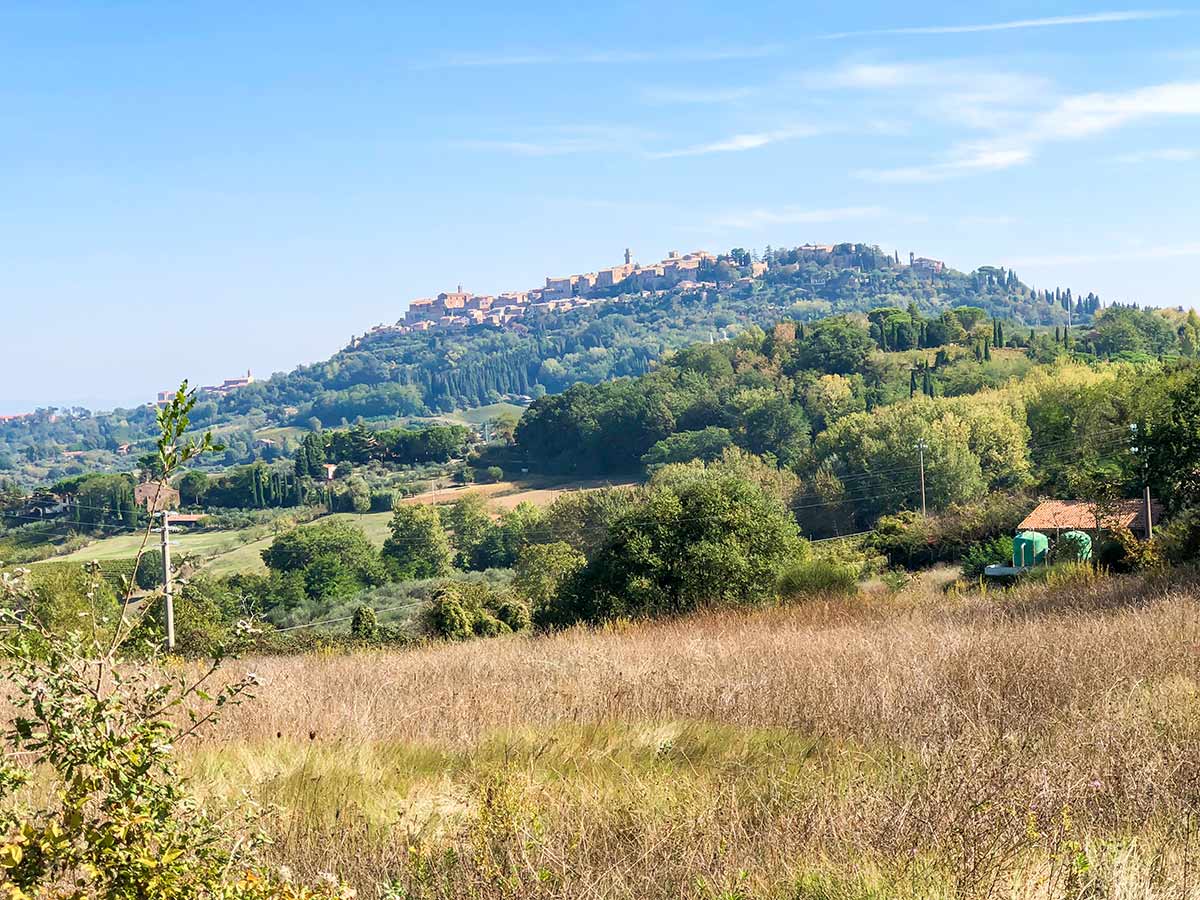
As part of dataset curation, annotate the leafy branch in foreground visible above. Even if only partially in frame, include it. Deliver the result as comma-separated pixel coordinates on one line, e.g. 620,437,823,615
0,383,354,899
106,381,222,659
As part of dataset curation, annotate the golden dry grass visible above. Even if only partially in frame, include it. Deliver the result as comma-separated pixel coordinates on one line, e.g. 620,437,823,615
397,476,640,515
174,568,1200,899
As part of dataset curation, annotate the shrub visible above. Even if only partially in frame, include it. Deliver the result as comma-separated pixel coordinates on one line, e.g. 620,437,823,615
127,575,237,657
1158,507,1200,564
134,547,164,590
485,466,504,483
11,563,121,647
871,494,1031,569
1055,531,1091,563
370,490,396,512
542,467,804,627
777,558,858,599
422,581,530,641
350,604,381,639
1020,560,1102,589
489,593,532,632
960,535,1014,580
0,573,353,899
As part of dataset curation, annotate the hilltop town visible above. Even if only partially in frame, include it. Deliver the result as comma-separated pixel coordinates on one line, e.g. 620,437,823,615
155,370,255,408
351,244,950,344
148,244,947,406
360,248,729,341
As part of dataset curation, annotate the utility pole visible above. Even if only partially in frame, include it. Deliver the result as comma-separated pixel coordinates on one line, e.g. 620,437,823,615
1144,483,1154,540
916,439,928,516
160,511,175,652
1130,423,1154,540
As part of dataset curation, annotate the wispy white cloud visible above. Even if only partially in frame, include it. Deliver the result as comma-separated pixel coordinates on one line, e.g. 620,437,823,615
1044,81,1200,135
703,205,888,230
858,146,1033,183
858,79,1200,182
825,9,1185,39
1111,147,1199,163
415,45,781,69
800,60,1053,131
650,125,823,159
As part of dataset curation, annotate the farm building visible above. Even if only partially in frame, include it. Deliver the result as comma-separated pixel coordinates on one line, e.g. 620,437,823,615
133,482,180,513
1017,499,1162,540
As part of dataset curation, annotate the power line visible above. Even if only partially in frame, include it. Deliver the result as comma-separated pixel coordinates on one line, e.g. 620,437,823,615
0,511,142,534
274,597,426,632
7,428,1137,556
2,426,1141,572
784,423,1136,505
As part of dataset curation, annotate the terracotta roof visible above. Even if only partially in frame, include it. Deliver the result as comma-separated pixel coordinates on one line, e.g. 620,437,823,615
1017,499,1163,536
167,513,208,524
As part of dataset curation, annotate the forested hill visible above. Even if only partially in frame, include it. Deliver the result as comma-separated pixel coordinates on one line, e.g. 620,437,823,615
214,243,1093,420
1,242,1113,481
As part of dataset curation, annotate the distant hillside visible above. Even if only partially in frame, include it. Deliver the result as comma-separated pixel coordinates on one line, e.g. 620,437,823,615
216,243,1092,418
0,241,1107,485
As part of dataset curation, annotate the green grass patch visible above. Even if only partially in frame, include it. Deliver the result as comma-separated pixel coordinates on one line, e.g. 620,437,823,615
446,402,524,426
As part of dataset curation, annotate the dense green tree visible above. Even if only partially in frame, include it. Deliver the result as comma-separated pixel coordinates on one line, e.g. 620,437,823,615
1093,307,1178,357
442,493,493,568
176,470,209,506
468,502,543,570
1145,366,1200,510
730,390,810,467
540,466,804,627
382,503,453,579
642,427,734,469
260,519,385,600
790,317,874,375
513,541,586,616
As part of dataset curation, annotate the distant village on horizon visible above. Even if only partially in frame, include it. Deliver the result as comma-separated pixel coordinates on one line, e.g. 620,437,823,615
351,243,948,346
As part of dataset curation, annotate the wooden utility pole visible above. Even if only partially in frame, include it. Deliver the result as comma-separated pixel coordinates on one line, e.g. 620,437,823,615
160,511,175,651
916,439,928,516
1130,423,1154,541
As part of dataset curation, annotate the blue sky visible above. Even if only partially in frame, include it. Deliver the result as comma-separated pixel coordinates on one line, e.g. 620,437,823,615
3,1,1200,413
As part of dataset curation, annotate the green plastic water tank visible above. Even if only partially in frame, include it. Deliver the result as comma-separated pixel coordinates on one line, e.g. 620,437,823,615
1013,531,1049,568
1058,530,1092,562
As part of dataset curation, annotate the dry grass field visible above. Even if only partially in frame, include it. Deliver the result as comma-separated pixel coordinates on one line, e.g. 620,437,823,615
171,567,1200,899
